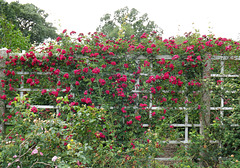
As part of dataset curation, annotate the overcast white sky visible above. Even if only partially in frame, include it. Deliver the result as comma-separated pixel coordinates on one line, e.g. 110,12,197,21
5,0,240,40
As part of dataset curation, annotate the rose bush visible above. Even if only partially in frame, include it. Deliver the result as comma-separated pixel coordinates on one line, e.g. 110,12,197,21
0,30,240,167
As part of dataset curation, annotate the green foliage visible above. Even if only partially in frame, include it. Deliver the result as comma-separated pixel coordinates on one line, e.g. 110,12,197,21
0,16,31,51
174,50,240,167
1,30,240,167
0,94,165,167
96,6,163,40
0,0,57,44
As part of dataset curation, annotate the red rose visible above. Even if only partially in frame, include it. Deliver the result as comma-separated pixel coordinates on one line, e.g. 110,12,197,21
147,48,153,54
126,120,132,125
92,67,100,74
135,116,141,121
75,81,80,85
99,79,106,86
63,73,69,79
31,106,38,113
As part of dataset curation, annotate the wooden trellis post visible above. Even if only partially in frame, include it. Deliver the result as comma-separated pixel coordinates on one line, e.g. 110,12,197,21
200,54,211,135
0,48,7,136
200,53,211,166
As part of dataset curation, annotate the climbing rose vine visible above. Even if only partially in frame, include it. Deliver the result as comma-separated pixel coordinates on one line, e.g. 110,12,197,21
1,30,240,167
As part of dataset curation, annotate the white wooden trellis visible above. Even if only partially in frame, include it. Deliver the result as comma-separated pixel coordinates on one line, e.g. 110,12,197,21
2,49,240,161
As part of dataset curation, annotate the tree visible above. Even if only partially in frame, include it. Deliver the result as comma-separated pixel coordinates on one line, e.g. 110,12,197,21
0,0,8,14
96,6,163,40
0,16,31,51
0,0,57,44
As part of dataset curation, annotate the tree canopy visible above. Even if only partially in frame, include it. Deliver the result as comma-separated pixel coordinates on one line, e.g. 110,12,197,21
0,0,57,44
96,6,163,40
0,16,31,51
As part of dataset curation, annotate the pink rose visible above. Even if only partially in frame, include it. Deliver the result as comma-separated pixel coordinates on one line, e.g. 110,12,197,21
31,149,38,155
52,156,58,162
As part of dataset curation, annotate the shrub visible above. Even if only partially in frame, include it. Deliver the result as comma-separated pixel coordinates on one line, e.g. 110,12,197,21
1,30,240,167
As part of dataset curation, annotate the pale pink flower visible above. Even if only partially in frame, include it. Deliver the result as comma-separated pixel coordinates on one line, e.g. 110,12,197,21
31,149,38,155
52,156,58,162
